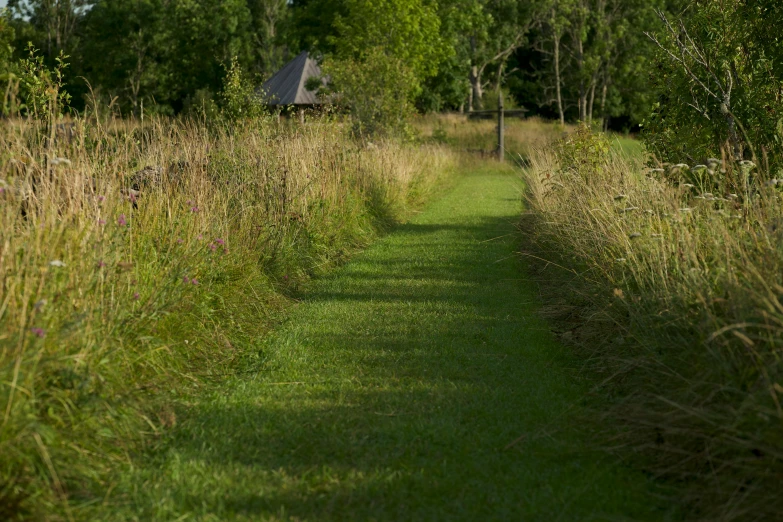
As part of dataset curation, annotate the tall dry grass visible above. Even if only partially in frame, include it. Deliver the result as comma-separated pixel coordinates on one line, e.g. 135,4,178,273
413,113,568,159
0,115,455,519
522,128,783,520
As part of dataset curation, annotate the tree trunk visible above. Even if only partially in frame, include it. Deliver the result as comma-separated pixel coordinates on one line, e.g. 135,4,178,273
553,22,564,125
588,81,596,125
469,65,483,111
600,75,609,132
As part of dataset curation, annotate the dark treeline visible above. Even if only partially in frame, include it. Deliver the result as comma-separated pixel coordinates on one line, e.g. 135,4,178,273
0,0,684,130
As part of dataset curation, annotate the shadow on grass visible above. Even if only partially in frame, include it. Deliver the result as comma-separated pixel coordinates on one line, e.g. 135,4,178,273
140,209,676,521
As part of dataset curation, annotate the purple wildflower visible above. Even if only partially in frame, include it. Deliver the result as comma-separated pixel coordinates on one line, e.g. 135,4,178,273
183,276,190,284
133,292,140,300
191,206,199,213
118,214,127,226
209,243,217,251
30,327,46,338
98,195,105,202
197,234,203,240
214,238,225,246
177,238,184,244
191,278,199,285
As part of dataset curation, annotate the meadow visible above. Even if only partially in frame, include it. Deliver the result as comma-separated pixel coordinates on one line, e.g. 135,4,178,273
0,114,455,519
520,127,783,520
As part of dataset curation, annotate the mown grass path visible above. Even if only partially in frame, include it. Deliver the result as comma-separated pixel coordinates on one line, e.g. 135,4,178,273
129,165,670,521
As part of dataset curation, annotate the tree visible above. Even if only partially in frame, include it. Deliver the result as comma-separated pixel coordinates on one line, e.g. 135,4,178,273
643,0,783,169
324,0,448,135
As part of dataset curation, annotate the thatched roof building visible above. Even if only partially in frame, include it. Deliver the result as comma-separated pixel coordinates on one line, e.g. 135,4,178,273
261,51,325,106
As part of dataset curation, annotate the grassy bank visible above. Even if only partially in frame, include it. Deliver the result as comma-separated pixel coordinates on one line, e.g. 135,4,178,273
521,128,783,520
0,115,455,519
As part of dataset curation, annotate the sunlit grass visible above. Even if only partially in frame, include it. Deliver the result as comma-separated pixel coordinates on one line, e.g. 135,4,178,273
0,114,456,519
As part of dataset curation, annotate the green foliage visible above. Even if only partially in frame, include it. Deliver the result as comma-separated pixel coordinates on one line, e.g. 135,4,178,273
15,44,71,119
555,125,610,178
643,1,783,173
219,57,264,121
325,0,447,136
326,47,417,138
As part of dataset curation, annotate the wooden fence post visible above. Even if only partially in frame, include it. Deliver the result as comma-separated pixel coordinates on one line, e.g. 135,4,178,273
497,90,505,163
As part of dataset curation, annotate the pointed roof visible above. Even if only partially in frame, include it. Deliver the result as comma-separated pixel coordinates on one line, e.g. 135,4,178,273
261,51,325,106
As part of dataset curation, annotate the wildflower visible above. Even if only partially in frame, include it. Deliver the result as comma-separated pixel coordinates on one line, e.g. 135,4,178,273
197,234,203,240
177,238,184,244
706,158,721,168
629,232,642,239
97,260,106,268
30,327,46,338
98,195,105,203
118,214,128,226
133,292,140,300
191,206,199,213
214,238,225,246
191,278,199,285
613,288,624,299
209,243,217,251
739,160,756,170
49,260,66,267
183,276,190,284
98,219,106,225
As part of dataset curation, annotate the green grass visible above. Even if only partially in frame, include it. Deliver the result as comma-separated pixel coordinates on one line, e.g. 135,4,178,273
102,163,674,521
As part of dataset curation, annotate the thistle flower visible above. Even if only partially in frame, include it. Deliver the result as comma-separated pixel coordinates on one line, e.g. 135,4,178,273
30,327,46,338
